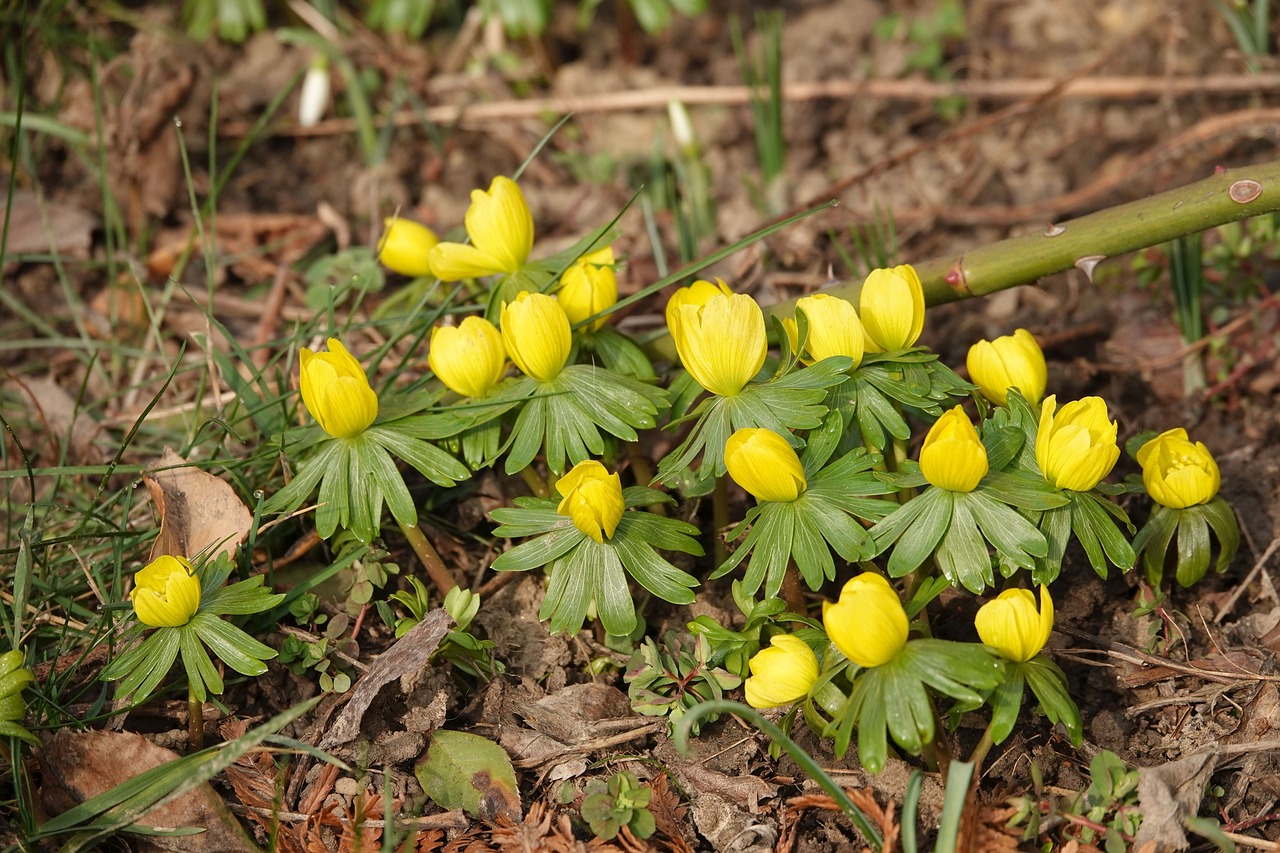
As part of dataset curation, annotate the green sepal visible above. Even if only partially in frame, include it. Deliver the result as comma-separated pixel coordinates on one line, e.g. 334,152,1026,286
1023,656,1083,746
963,490,1049,569
102,628,180,705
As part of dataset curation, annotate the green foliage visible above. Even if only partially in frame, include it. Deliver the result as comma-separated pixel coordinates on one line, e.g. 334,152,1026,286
0,649,39,746
416,730,520,819
1132,498,1240,588
1009,751,1142,851
688,581,787,677
1214,0,1273,72
304,246,386,311
581,771,655,841
182,0,265,42
625,632,741,734
389,583,504,679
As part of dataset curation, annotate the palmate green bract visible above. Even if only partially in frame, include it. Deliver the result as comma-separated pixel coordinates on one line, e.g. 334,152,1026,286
101,555,284,704
490,487,701,636
1131,497,1239,588
985,655,1082,747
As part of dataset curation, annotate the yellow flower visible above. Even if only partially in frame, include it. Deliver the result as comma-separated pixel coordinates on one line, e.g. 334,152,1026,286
664,278,733,342
557,246,618,331
377,217,438,278
1035,395,1120,492
782,293,865,368
299,338,379,439
428,317,507,398
975,585,1054,662
501,291,572,382
919,406,988,492
1136,428,1221,509
429,176,534,280
672,293,766,396
724,428,806,502
744,634,819,709
823,573,909,668
967,328,1047,406
556,460,624,543
130,555,201,628
859,264,925,351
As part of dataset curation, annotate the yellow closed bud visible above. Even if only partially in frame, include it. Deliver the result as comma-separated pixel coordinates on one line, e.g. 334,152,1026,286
744,634,819,709
428,316,507,398
1035,395,1120,492
967,328,1047,407
664,278,733,342
501,291,572,382
299,338,379,439
919,406,989,492
823,573,909,668
859,264,925,351
671,293,766,397
1136,428,1221,509
782,293,865,368
429,176,534,280
557,246,618,331
377,218,438,278
130,555,201,628
975,585,1054,662
724,428,806,502
556,460,624,543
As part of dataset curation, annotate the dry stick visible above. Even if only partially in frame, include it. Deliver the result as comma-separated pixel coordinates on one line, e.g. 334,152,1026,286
1214,535,1280,624
218,74,1280,138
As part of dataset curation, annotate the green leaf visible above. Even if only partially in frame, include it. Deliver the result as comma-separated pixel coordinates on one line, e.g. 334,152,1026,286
981,421,1024,472
1075,492,1136,573
612,528,699,605
966,490,1048,567
191,613,276,676
978,471,1070,511
368,426,469,486
200,576,285,617
1133,505,1179,587
489,498,563,538
415,731,521,820
618,509,703,553
581,327,655,379
108,630,181,705
491,524,584,573
885,488,953,577
936,760,976,853
1023,657,1082,746
987,667,1025,745
363,439,417,528
264,439,341,516
505,394,547,474
1175,509,1211,587
179,625,222,701
790,503,835,590
1201,497,1241,575
1034,503,1072,585
934,496,992,593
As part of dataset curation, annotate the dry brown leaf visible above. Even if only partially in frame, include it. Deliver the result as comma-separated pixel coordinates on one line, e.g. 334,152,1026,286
5,375,101,465
1133,748,1220,851
40,729,255,852
144,447,252,562
0,190,97,268
648,774,693,853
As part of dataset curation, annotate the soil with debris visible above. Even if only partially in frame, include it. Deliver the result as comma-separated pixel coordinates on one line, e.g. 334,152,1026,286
6,0,1280,850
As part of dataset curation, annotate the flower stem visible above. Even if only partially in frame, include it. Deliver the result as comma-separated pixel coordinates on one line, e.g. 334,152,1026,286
625,443,666,516
780,561,807,615
712,475,730,567
517,465,550,498
969,721,996,773
398,520,458,594
189,682,204,751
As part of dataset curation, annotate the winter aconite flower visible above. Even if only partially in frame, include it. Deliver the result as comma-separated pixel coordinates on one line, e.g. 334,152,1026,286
556,460,625,543
1136,428,1221,509
784,293,865,367
664,278,732,342
744,634,819,709
378,218,438,278
919,406,988,493
975,586,1054,663
429,317,507,398
557,246,618,331
430,176,534,280
130,555,201,628
823,573,909,669
724,428,806,502
501,291,572,381
1035,395,1120,492
859,264,925,351
966,328,1047,407
299,338,379,439
671,293,767,396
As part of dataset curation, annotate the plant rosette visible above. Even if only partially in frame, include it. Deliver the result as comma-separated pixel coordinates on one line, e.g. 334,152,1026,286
102,554,284,704
489,462,702,636
1130,428,1239,587
712,430,898,598
870,407,1068,594
688,580,788,678
265,338,470,543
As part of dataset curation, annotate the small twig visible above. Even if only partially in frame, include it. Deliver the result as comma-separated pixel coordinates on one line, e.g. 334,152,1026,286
227,801,469,830
1215,535,1280,623
279,625,369,672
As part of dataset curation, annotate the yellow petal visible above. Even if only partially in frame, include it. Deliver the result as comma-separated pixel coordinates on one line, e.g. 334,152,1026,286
744,634,819,709
919,407,988,492
378,218,438,278
556,460,624,542
860,264,925,350
130,555,201,628
724,428,806,502
429,317,507,398
465,176,533,274
298,339,378,439
796,294,865,367
823,573,909,668
501,291,572,381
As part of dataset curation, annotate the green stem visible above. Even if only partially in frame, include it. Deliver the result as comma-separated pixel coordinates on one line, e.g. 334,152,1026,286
780,560,807,615
675,700,884,850
625,443,666,516
398,520,458,594
712,475,730,568
189,682,204,752
969,721,996,773
518,465,550,498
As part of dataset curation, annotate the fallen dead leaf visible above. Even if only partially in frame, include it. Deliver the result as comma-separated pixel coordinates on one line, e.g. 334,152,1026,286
0,190,97,269
1132,747,1220,850
5,375,101,465
144,448,252,562
40,729,256,852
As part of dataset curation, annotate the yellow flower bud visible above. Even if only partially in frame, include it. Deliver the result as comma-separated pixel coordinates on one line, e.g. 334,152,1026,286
782,293,865,367
859,264,925,351
1136,428,1221,509
428,317,507,398
130,555,201,628
299,338,379,439
966,328,1047,406
724,428,806,502
429,176,534,280
744,634,819,709
1035,395,1120,492
975,585,1054,662
377,217,438,278
823,573,909,668
556,460,624,543
919,406,989,492
501,291,572,382
664,278,733,342
557,246,618,331
671,293,766,396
